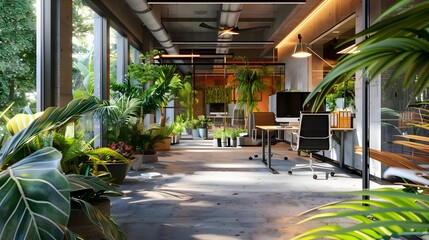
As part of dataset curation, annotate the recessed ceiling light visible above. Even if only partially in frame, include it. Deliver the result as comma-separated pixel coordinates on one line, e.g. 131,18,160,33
332,30,340,34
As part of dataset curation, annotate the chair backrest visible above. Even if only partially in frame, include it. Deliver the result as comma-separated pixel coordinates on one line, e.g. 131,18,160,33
251,112,276,138
297,112,331,152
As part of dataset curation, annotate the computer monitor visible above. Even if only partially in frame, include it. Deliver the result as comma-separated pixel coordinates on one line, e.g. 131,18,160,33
209,103,227,115
270,92,324,123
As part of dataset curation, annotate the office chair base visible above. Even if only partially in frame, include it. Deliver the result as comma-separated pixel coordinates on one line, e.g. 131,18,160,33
288,161,335,180
249,153,287,161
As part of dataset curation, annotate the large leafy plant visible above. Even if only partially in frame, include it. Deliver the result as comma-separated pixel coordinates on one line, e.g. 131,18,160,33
307,0,429,111
0,98,126,240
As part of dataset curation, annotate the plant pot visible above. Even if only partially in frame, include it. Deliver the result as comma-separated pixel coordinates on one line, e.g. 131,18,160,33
142,154,158,163
213,138,221,147
131,154,143,170
198,127,208,139
101,162,130,184
230,138,237,147
68,197,110,240
192,128,200,139
174,134,180,144
154,137,171,151
221,139,228,147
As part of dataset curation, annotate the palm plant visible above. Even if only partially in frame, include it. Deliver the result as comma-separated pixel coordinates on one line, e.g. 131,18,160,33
307,0,429,111
228,56,272,115
0,98,126,240
178,80,198,121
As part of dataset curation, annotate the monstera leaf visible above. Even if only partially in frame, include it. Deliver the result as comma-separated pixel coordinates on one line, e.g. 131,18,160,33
0,147,69,240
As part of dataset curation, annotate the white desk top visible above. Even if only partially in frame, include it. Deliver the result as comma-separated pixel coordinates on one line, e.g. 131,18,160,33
256,125,298,131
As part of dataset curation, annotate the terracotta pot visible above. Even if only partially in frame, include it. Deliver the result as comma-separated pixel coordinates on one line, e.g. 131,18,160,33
154,137,171,151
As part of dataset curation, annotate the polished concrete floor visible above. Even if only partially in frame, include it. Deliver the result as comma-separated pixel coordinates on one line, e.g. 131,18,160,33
110,139,393,240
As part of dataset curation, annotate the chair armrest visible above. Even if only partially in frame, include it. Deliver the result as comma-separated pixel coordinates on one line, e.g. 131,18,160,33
252,128,257,141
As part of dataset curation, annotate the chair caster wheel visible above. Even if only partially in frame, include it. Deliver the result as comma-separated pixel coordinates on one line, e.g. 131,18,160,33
330,172,335,177
288,171,293,175
283,157,288,160
313,175,317,179
249,156,253,160
254,155,258,158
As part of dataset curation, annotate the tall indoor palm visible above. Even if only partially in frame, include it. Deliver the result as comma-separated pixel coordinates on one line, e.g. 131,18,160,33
229,56,272,115
296,1,429,239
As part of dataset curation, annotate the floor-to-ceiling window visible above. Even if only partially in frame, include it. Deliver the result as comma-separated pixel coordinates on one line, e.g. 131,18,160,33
0,0,37,113
72,0,95,99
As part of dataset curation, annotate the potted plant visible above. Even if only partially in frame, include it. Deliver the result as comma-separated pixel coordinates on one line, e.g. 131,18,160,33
129,124,166,170
220,130,228,147
196,115,212,140
83,142,133,184
153,124,174,151
229,128,241,147
0,98,126,239
171,115,185,144
213,128,224,147
228,56,272,120
325,78,355,111
190,118,201,139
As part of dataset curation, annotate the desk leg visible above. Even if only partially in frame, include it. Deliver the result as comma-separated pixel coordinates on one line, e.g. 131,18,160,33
267,130,279,174
261,129,266,163
340,131,345,168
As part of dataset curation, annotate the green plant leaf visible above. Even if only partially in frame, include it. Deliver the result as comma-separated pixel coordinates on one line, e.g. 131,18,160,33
0,147,69,240
67,174,123,196
73,198,127,240
0,98,101,168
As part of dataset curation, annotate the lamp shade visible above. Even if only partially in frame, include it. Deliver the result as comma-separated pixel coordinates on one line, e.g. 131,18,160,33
292,42,312,58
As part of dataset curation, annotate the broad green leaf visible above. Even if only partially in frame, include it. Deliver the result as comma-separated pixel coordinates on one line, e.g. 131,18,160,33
73,198,127,240
0,98,101,168
0,147,69,240
66,174,123,196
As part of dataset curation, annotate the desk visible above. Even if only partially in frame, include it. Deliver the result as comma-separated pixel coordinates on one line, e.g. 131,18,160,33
331,128,354,168
256,125,298,174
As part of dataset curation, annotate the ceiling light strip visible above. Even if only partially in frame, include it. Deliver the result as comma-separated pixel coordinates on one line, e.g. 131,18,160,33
275,0,330,49
148,1,305,4
172,41,274,45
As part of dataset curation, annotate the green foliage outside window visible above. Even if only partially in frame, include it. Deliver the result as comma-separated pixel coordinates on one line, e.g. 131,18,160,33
0,0,37,113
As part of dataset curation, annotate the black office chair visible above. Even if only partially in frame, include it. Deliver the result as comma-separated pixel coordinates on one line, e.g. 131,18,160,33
288,112,335,179
248,112,288,161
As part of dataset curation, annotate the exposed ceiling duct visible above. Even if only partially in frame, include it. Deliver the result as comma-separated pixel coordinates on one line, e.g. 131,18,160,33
124,0,189,73
216,4,242,55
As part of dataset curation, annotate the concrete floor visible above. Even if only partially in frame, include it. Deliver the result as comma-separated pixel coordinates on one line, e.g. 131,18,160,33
110,139,393,240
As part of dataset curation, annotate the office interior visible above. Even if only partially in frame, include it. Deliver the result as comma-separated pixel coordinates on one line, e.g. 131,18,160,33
29,0,424,178
2,0,429,239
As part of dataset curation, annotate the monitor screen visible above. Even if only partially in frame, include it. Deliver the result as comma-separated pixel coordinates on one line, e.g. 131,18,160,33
209,103,227,115
276,92,325,119
276,92,309,118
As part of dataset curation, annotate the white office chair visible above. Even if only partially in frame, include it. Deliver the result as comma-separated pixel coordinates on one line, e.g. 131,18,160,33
288,112,335,179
